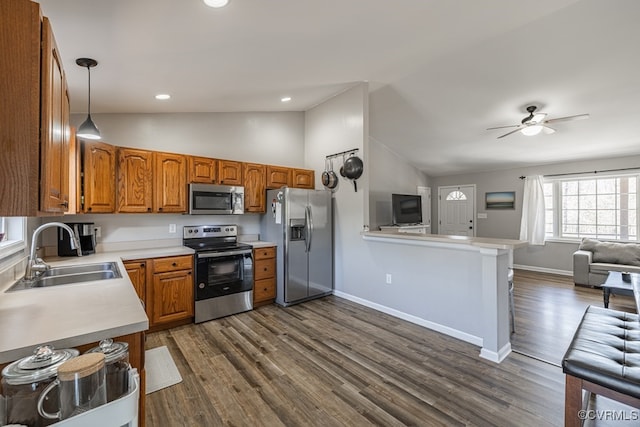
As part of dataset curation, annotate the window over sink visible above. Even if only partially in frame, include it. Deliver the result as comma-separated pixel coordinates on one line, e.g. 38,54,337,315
0,216,27,261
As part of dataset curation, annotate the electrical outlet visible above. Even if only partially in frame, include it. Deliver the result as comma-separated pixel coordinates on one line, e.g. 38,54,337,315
94,226,101,238
386,273,392,284
169,224,177,233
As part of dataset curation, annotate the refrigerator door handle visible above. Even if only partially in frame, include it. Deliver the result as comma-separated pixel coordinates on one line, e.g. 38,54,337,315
305,205,313,253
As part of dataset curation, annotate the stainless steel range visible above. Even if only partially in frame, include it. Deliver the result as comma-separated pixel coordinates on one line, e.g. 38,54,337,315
183,225,253,323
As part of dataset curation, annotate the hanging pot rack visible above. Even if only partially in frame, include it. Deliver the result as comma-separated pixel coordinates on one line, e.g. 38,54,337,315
325,148,359,160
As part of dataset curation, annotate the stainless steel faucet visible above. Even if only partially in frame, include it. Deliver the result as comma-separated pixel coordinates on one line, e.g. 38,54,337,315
24,222,82,280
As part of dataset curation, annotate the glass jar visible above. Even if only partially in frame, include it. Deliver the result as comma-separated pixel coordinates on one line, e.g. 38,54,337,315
1,345,79,426
85,338,129,402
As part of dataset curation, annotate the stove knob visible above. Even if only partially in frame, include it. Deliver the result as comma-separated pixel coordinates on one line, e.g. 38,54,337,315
199,283,205,289
188,230,192,233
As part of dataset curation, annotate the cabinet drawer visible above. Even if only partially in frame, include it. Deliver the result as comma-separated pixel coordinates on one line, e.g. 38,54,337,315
254,258,275,281
254,278,276,302
254,246,276,260
153,255,193,273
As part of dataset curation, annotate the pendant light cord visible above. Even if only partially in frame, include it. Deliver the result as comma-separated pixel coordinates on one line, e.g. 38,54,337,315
87,65,92,115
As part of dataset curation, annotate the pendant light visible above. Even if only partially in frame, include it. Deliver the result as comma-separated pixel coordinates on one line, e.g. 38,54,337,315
76,58,101,140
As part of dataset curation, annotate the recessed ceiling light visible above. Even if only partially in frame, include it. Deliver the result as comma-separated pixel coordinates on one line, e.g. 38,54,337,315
281,96,292,102
204,0,229,8
155,94,171,100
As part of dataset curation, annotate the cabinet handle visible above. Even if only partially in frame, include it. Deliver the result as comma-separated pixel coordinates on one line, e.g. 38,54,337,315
140,263,144,268
172,262,177,267
147,208,151,212
158,207,163,211
87,207,92,212
264,267,268,271
187,271,192,275
60,201,69,207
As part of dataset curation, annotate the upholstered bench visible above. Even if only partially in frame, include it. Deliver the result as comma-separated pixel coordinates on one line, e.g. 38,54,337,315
562,305,640,426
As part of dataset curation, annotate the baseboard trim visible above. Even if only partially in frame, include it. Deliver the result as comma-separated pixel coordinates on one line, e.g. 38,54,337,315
480,342,512,363
333,290,483,348
513,264,572,276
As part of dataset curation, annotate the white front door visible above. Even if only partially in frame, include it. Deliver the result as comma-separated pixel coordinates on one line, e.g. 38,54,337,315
438,185,476,236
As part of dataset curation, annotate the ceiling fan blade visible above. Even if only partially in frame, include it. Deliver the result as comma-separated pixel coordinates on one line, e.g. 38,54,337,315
497,128,523,139
542,125,556,134
544,113,590,124
486,124,521,130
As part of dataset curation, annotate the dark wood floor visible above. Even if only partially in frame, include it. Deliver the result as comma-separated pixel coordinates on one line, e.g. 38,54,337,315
145,271,639,426
510,270,636,366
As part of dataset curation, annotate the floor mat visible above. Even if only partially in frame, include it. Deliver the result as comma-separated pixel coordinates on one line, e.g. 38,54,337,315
145,346,182,394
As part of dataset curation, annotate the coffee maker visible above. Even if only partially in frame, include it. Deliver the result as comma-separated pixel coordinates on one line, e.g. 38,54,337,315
58,222,97,256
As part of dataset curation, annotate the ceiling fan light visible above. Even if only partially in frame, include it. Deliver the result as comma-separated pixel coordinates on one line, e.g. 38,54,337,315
520,125,543,136
77,114,101,140
531,113,546,124
204,0,229,7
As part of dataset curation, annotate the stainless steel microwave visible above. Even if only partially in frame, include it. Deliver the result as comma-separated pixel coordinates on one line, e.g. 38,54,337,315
188,184,244,215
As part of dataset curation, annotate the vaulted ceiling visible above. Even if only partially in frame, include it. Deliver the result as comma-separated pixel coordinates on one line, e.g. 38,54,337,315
40,0,640,176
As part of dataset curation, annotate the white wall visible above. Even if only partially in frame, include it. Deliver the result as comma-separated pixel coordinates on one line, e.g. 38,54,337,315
304,84,369,294
72,112,305,167
431,154,640,274
369,138,430,229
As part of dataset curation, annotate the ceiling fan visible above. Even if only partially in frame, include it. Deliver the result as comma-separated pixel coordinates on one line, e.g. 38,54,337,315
487,106,590,139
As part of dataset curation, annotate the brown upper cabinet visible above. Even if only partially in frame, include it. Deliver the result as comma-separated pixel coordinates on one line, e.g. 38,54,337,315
118,148,154,213
0,1,71,216
266,165,292,189
154,152,187,213
189,156,218,184
82,141,117,213
292,169,315,189
218,160,244,186
243,163,266,213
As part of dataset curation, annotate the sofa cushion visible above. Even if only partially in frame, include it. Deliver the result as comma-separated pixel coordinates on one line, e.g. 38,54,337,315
590,263,640,275
579,238,640,267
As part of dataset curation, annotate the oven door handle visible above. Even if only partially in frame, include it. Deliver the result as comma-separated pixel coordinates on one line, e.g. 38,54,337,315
197,249,253,259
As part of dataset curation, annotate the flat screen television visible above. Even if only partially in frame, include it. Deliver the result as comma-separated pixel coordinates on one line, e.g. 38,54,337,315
391,194,422,225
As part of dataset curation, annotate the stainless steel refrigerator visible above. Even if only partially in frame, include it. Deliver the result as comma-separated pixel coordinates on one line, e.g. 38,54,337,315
262,188,333,306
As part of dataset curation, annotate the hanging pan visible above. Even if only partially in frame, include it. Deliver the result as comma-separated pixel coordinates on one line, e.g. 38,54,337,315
322,160,338,190
343,153,364,192
321,158,330,187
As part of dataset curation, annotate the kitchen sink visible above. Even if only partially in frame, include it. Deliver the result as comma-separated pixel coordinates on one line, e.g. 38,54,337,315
40,262,120,277
6,262,122,292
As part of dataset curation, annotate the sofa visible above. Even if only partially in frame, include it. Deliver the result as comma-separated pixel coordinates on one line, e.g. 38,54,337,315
573,238,640,286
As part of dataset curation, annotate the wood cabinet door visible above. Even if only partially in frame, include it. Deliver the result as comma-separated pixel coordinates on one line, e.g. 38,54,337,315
118,148,153,213
83,141,116,213
292,169,315,189
218,160,243,186
243,163,266,213
154,152,187,213
124,260,147,303
266,165,292,189
39,17,70,213
151,270,194,325
189,156,217,184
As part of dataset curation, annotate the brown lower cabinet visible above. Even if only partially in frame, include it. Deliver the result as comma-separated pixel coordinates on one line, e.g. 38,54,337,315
124,254,194,332
253,246,277,307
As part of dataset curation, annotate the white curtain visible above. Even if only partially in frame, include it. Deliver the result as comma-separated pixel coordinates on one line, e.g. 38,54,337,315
519,175,546,245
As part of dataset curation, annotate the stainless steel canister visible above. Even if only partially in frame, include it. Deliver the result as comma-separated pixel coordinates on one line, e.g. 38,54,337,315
85,338,129,402
1,345,79,426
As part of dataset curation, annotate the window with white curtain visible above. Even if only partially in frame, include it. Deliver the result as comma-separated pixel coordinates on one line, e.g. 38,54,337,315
544,174,639,241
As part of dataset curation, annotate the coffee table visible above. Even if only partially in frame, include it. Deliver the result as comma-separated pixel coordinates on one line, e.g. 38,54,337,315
602,271,640,311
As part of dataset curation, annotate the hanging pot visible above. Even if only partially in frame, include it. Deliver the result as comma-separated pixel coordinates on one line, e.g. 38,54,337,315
339,154,347,177
321,158,330,187
343,154,364,192
326,158,338,189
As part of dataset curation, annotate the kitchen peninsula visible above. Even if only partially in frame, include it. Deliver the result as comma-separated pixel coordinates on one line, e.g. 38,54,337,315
360,230,527,363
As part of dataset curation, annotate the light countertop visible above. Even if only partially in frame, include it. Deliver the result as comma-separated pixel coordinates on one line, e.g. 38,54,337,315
241,240,277,248
362,230,528,250
0,246,193,364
